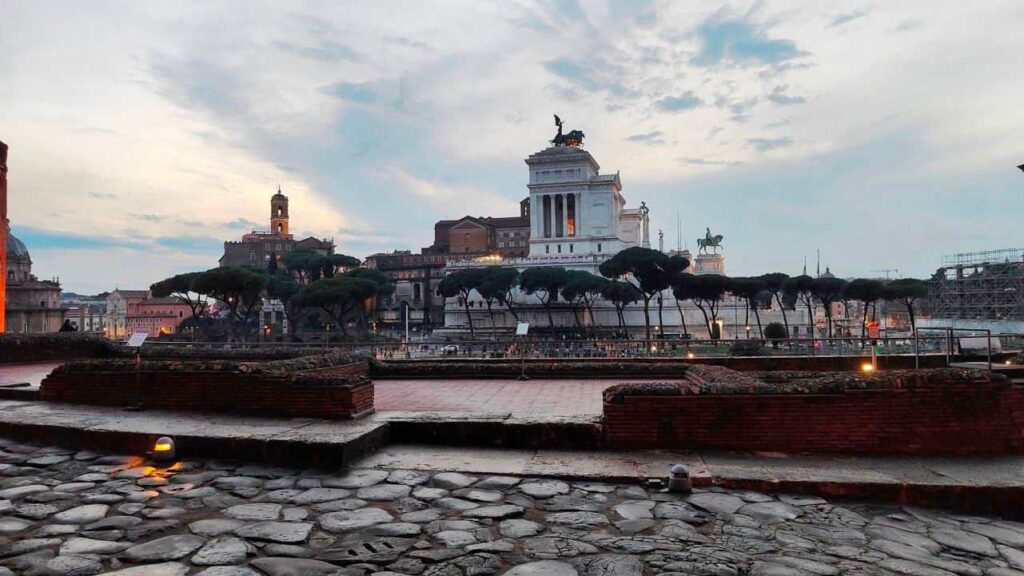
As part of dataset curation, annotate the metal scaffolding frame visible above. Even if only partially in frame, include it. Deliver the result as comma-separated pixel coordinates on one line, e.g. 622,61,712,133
929,248,1024,321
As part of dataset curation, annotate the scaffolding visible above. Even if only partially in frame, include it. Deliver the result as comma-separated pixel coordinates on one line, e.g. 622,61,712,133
929,248,1024,321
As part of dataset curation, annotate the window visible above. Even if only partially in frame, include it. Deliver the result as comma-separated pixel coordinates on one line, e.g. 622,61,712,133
597,243,602,252
557,245,562,253
569,244,573,253
545,245,550,254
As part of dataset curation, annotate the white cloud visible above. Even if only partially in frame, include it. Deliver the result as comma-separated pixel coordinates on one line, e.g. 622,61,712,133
1,0,1023,290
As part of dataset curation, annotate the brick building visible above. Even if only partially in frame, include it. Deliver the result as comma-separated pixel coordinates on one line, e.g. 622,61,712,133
125,296,193,337
219,188,334,270
424,198,530,258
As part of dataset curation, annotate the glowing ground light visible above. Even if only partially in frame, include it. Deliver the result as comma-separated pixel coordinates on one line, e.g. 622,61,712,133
686,352,695,359
861,363,875,373
152,436,176,463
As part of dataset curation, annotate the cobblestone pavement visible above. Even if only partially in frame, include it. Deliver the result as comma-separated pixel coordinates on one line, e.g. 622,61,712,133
375,380,670,416
0,439,1022,575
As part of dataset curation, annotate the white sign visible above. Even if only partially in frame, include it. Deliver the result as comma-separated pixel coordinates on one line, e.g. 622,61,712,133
515,322,530,336
126,331,150,348
959,336,1001,353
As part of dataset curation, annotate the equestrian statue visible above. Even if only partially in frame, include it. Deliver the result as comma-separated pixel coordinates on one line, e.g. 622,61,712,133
698,227,724,255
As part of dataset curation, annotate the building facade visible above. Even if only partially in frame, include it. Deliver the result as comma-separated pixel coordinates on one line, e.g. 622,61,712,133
525,145,648,259
104,289,150,339
364,251,448,330
425,199,531,258
220,188,334,270
125,297,193,337
3,233,66,334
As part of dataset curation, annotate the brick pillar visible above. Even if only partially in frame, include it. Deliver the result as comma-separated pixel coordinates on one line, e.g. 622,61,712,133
0,141,8,333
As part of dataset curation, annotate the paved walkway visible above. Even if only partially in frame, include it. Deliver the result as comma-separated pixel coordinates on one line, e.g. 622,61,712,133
0,361,61,388
0,438,1022,576
375,379,653,417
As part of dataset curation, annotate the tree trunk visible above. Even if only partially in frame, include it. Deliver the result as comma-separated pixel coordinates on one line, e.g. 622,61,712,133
906,301,916,333
503,297,519,322
571,302,582,329
656,294,665,339
462,297,475,338
544,299,555,331
642,295,652,348
674,300,689,338
804,297,815,350
485,300,495,331
695,301,713,339
776,293,789,332
752,301,763,338
860,303,868,340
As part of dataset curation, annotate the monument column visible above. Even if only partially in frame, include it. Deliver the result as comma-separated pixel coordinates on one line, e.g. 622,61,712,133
546,194,554,239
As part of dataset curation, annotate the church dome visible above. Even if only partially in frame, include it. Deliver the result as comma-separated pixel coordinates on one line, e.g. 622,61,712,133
6,232,29,259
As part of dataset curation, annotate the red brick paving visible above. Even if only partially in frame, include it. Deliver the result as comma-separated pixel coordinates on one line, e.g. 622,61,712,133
374,379,684,417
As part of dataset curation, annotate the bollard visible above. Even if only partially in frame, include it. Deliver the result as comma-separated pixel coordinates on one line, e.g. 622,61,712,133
667,463,692,493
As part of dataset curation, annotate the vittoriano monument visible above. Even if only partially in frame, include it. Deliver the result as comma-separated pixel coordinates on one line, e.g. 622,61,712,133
550,114,585,148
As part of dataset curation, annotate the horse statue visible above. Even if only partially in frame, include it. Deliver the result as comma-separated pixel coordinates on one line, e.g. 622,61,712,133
550,115,585,147
697,227,724,254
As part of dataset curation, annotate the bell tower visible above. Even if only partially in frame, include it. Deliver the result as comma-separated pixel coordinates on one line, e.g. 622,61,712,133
270,186,289,237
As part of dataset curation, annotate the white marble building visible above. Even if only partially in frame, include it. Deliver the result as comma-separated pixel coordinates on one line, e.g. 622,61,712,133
525,145,648,260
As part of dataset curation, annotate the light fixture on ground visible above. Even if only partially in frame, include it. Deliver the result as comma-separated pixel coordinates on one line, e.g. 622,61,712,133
152,436,176,463
667,464,692,493
860,362,875,374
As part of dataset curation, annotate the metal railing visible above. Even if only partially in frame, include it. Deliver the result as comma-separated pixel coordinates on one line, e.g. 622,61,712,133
134,333,1020,365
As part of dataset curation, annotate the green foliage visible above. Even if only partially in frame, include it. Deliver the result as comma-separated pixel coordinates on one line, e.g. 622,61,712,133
191,266,269,329
282,250,326,284
883,278,928,302
437,268,488,336
302,276,377,334
883,278,928,331
599,247,689,345
843,278,885,306
329,254,361,270
520,267,570,328
764,321,788,346
476,267,521,323
344,267,395,299
151,271,208,329
601,280,642,330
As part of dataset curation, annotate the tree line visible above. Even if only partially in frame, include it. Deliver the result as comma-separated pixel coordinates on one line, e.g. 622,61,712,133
439,246,929,347
150,250,392,340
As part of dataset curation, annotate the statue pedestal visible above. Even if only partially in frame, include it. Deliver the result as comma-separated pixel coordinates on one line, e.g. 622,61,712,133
694,252,725,275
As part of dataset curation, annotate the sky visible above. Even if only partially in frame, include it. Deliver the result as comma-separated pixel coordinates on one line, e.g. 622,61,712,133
2,0,1022,294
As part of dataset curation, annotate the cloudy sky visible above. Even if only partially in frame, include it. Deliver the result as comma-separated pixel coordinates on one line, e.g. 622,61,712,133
2,0,1022,293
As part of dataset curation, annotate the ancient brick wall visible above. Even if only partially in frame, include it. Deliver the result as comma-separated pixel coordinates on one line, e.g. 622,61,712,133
604,375,1024,454
40,358,373,419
